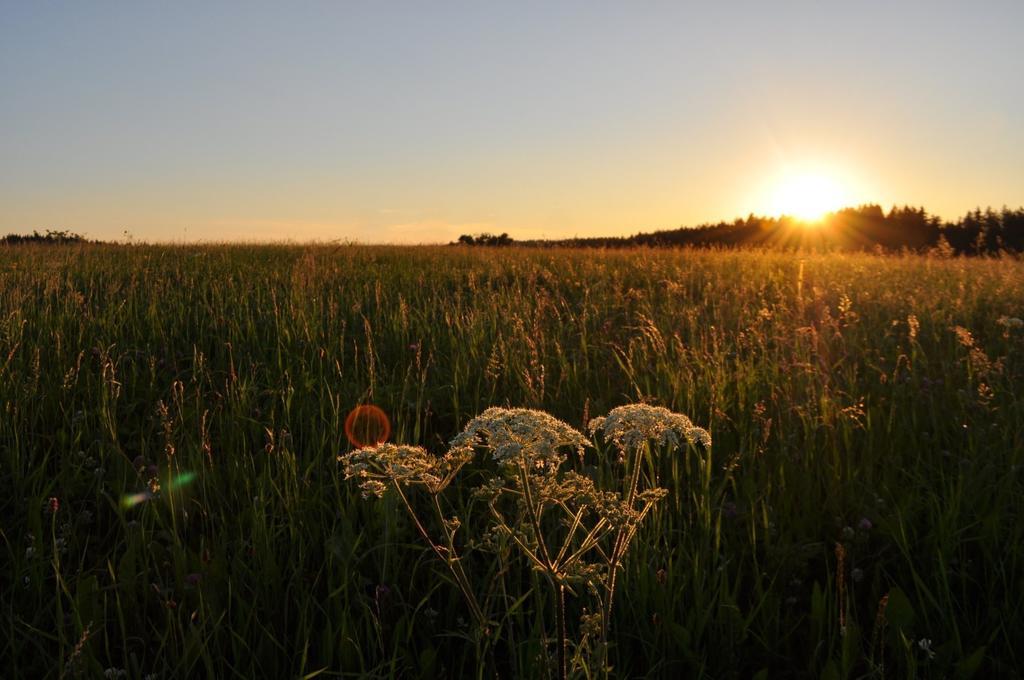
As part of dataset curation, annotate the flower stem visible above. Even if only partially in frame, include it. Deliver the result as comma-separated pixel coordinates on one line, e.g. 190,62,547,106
393,483,485,627
556,582,567,680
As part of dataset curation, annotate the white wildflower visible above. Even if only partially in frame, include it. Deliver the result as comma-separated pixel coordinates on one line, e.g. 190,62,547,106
358,479,388,499
997,315,1023,329
589,404,711,456
449,407,589,470
339,443,468,496
917,637,936,660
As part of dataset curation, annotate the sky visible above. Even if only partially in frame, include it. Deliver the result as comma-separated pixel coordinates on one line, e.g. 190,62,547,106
1,1,1022,243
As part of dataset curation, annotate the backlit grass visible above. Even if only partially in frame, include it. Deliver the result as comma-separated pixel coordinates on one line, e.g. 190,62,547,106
1,244,1022,677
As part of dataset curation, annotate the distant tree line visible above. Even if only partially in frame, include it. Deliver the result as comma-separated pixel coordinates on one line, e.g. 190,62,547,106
1,229,91,245
452,232,514,247
510,205,1024,254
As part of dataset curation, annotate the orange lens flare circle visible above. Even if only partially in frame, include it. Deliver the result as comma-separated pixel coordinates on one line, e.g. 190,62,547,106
344,405,391,448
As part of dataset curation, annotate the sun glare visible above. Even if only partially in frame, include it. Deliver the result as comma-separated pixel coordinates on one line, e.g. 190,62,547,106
770,171,852,223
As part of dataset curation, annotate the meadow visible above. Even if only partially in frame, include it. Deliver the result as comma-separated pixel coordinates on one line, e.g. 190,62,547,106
1,244,1022,678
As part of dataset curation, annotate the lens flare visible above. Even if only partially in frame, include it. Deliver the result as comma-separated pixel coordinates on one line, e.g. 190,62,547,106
121,491,153,509
121,471,198,508
345,405,391,448
166,471,197,491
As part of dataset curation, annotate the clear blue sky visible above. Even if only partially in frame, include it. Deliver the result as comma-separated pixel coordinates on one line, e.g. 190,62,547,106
2,1,1022,242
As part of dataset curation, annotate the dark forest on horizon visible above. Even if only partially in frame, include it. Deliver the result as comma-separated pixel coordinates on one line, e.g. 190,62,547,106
460,205,1024,254
5,205,1024,254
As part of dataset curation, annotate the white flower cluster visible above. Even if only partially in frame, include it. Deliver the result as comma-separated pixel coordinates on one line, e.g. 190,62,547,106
339,443,472,497
449,407,589,470
589,404,711,455
339,403,687,652
997,315,1023,329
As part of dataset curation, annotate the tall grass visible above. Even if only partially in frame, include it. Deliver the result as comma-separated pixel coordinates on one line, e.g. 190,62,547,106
1,244,1022,677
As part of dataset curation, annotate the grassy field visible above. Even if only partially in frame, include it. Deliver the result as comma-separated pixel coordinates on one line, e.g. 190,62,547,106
1,244,1022,678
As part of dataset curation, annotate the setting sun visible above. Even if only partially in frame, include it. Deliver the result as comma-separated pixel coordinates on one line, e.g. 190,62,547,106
770,171,854,223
